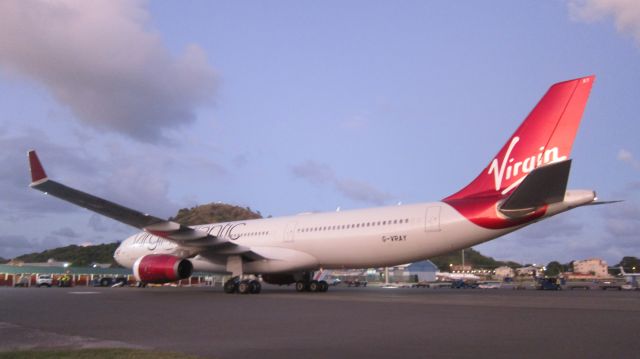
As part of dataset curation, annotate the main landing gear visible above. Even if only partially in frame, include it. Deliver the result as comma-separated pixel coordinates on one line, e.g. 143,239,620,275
224,277,261,294
295,279,329,293
294,272,329,293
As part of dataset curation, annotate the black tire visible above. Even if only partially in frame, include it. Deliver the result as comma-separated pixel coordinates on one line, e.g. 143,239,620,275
249,280,261,294
309,280,320,292
223,279,238,294
319,280,329,292
295,281,307,292
238,280,251,294
100,278,110,287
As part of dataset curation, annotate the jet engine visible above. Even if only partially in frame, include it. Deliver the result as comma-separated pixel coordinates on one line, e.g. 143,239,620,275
133,254,193,284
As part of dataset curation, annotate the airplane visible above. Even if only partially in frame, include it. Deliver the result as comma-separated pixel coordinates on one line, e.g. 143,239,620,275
28,75,605,294
619,266,640,286
435,272,480,281
619,266,640,277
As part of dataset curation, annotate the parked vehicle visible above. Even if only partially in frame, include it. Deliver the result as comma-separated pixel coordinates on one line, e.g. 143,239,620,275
451,280,478,289
36,274,53,287
536,278,561,290
92,276,128,287
412,281,430,288
563,281,596,290
478,281,502,289
14,276,30,287
345,279,367,287
597,280,623,291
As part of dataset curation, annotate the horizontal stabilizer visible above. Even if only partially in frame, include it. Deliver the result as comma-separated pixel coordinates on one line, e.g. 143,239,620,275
584,200,623,206
500,160,572,216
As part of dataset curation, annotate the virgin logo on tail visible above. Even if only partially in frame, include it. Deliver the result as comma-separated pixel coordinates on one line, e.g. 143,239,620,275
488,136,567,195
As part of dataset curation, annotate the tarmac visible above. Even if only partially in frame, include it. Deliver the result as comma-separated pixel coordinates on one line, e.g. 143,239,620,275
1,285,639,358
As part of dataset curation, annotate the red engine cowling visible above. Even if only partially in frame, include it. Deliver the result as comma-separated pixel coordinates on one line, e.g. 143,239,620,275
262,273,297,285
133,254,193,284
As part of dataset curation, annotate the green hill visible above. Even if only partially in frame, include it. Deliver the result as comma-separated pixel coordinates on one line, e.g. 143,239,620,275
429,248,521,271
15,243,119,267
170,203,262,225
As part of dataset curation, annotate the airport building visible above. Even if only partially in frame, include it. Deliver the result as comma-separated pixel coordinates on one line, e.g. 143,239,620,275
494,266,515,279
515,265,544,277
405,260,438,282
572,258,610,278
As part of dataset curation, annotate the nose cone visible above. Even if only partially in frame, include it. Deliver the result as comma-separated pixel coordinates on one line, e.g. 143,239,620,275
113,243,125,267
114,235,137,268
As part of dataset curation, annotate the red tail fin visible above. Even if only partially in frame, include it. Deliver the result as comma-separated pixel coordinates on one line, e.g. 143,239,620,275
445,76,595,201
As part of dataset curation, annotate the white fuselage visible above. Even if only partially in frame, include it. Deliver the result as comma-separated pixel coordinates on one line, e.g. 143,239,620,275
115,201,513,274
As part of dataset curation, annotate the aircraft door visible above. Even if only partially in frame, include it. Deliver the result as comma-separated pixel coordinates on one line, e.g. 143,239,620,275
425,206,441,232
283,222,297,243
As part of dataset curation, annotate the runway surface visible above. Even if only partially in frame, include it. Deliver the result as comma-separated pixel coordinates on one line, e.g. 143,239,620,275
1,285,639,358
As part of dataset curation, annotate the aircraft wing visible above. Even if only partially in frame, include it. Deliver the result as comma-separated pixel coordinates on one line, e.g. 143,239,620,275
27,150,254,254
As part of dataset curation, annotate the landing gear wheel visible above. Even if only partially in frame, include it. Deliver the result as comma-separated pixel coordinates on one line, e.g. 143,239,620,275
249,280,261,294
309,280,320,292
295,281,307,292
223,278,238,294
238,280,251,294
319,280,329,292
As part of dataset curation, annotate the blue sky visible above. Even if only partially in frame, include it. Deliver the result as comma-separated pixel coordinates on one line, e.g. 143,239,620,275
1,0,639,265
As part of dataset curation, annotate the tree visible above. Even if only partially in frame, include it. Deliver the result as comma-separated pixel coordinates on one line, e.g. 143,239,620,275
171,203,262,225
617,256,640,272
545,261,565,276
429,248,517,271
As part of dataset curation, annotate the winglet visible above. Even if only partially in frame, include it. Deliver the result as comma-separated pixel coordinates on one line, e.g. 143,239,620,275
28,150,48,184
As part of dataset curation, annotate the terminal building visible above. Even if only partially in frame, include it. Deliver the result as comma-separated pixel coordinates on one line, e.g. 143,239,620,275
494,266,515,279
571,258,610,278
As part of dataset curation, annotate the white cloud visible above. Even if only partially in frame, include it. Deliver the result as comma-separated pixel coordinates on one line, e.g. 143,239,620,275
568,0,640,45
51,227,80,239
0,0,216,142
0,234,65,259
292,160,393,205
618,148,640,170
512,215,585,241
291,161,335,186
